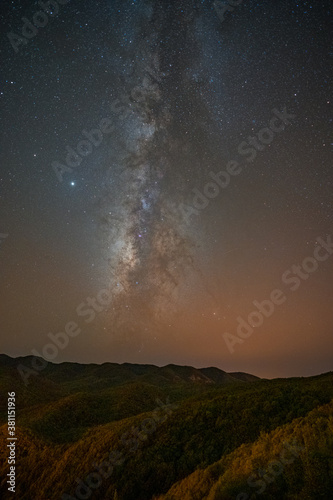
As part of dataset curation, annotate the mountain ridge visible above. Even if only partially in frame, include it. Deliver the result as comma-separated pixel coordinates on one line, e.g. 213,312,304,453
0,353,332,499
0,353,261,385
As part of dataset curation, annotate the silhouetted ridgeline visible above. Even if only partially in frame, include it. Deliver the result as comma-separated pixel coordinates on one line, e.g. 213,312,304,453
0,354,332,499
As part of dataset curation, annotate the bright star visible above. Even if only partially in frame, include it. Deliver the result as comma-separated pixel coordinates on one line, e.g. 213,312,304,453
70,182,75,186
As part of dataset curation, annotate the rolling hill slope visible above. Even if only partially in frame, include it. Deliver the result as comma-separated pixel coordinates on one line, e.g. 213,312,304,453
0,355,332,499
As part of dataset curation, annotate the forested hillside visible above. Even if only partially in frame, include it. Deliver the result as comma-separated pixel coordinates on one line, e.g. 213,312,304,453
0,355,332,499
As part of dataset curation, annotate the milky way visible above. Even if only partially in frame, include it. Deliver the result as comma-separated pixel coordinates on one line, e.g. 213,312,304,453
1,0,332,376
97,4,207,342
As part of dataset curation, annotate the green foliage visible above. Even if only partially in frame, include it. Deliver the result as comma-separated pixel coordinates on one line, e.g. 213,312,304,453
159,401,333,500
0,355,332,499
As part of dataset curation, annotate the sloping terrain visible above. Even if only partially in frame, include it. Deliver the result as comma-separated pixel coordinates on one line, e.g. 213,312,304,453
156,400,333,499
0,355,332,499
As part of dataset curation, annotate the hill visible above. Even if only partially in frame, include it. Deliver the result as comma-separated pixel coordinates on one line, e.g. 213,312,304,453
0,354,259,443
0,354,332,499
156,400,333,499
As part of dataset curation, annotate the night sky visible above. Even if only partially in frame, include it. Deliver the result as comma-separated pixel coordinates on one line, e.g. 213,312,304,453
0,0,332,378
